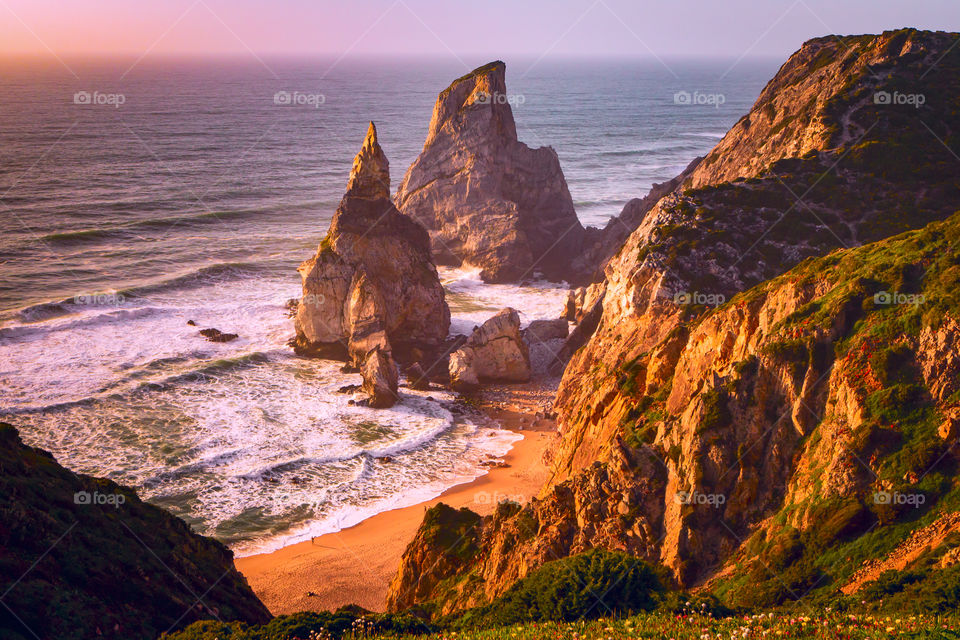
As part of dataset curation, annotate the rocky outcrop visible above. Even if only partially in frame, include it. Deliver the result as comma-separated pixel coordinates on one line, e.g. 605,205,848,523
841,511,960,595
448,348,480,392
396,62,586,284
523,318,570,376
294,122,450,372
448,308,531,391
0,423,270,640
362,346,399,408
523,318,569,343
404,362,431,390
686,30,955,189
390,29,960,614
387,503,482,612
555,27,960,463
569,157,702,283
391,211,960,612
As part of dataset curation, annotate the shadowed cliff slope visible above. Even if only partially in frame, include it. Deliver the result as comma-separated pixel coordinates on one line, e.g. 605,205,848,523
0,423,270,640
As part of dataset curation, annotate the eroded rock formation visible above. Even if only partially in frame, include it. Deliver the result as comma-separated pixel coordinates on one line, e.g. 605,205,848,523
294,122,451,379
448,308,531,391
389,29,960,613
396,62,586,284
362,346,400,408
555,28,960,450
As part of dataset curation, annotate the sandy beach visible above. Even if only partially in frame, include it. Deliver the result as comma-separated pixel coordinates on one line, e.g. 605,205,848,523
236,385,558,615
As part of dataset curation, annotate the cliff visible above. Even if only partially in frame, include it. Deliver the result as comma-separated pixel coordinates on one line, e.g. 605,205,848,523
556,27,960,485
390,210,960,614
388,28,960,613
688,30,955,188
0,423,270,640
395,62,586,284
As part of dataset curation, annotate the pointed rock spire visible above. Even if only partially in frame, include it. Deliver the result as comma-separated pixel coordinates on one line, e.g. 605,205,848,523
427,61,515,147
293,120,451,387
346,121,390,199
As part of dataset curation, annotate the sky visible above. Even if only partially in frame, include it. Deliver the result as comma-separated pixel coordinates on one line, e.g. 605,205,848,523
0,0,957,61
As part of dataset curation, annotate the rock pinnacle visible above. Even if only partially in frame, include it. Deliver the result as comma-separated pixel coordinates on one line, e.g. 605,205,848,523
346,121,391,199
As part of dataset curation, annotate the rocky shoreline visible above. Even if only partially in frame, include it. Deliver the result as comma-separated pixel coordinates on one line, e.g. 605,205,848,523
8,27,960,639
386,28,960,615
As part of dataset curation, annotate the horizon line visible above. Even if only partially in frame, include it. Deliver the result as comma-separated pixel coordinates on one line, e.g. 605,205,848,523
0,51,789,62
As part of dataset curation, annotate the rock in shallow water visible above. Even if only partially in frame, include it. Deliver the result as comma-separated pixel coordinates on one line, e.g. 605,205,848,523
199,328,238,342
404,362,431,390
361,346,399,409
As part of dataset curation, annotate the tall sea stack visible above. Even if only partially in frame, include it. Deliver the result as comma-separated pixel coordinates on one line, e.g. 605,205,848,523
396,61,586,284
294,123,451,370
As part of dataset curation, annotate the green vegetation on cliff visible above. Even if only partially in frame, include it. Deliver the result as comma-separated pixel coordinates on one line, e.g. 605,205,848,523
0,423,270,640
709,213,960,608
451,549,666,627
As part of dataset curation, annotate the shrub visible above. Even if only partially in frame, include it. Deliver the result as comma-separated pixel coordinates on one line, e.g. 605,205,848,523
698,388,731,433
459,549,666,626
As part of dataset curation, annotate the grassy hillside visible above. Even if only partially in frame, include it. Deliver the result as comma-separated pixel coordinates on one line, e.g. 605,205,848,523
386,205,960,615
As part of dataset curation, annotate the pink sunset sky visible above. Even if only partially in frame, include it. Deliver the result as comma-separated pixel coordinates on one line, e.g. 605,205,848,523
0,0,956,60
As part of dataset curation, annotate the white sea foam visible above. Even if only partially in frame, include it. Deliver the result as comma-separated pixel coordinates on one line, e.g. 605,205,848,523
1,265,541,555
441,266,569,335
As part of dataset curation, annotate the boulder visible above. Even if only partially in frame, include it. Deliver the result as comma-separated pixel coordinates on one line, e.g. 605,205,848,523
448,348,480,393
405,362,431,390
448,308,531,389
522,319,570,375
362,347,399,409
199,328,238,342
294,122,451,366
396,62,585,284
523,318,569,344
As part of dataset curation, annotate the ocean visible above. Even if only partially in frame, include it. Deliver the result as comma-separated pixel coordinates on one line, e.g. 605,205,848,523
0,56,775,554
